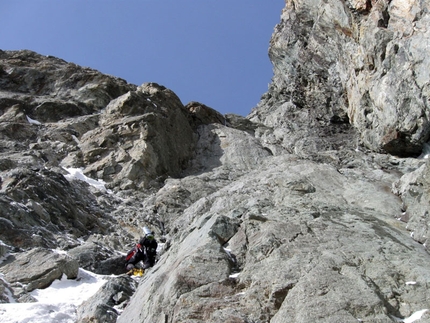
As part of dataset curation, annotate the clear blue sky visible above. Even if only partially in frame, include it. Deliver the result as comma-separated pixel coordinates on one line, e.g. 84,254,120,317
1,1,284,116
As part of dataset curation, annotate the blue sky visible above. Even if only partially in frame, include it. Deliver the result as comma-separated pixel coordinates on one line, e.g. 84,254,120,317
1,1,284,116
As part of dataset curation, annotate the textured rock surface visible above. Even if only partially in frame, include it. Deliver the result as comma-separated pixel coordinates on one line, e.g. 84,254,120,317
119,155,430,323
249,0,430,157
76,275,137,323
67,241,125,275
0,248,78,293
1,0,430,321
0,49,134,116
79,82,195,190
393,159,430,248
118,0,430,322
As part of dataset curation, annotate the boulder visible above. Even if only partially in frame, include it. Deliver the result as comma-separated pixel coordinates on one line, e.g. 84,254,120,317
76,275,137,323
0,248,79,292
67,241,126,275
118,212,235,322
225,113,259,135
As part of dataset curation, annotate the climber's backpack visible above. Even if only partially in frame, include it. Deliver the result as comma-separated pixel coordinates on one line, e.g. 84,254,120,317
125,244,140,262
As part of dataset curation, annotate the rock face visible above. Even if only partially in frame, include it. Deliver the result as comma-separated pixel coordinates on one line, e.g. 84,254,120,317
1,0,430,322
249,0,430,158
119,154,430,323
79,82,195,190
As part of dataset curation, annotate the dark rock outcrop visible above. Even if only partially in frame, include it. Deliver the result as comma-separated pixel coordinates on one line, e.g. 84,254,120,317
185,101,226,129
0,49,134,117
67,241,125,275
0,167,109,250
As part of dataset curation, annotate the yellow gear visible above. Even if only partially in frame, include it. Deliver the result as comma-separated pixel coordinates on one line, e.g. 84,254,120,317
132,268,145,276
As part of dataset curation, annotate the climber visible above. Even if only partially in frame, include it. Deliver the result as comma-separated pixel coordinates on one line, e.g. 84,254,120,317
125,226,158,273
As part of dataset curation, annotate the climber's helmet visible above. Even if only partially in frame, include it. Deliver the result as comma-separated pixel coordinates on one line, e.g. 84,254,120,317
146,234,154,241
143,226,154,240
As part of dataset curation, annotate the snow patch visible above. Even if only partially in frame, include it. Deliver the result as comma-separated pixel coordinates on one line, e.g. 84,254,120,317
53,248,68,255
0,268,107,323
392,309,429,323
418,143,430,159
71,135,80,144
63,167,111,193
403,309,428,323
26,115,42,125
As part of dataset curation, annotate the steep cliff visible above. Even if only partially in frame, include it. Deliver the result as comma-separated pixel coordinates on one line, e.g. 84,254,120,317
250,0,430,158
1,0,430,322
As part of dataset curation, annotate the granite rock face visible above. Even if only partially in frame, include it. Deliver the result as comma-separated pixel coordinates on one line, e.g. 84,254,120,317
118,0,430,322
250,0,430,158
119,154,430,323
1,0,430,322
77,82,195,190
